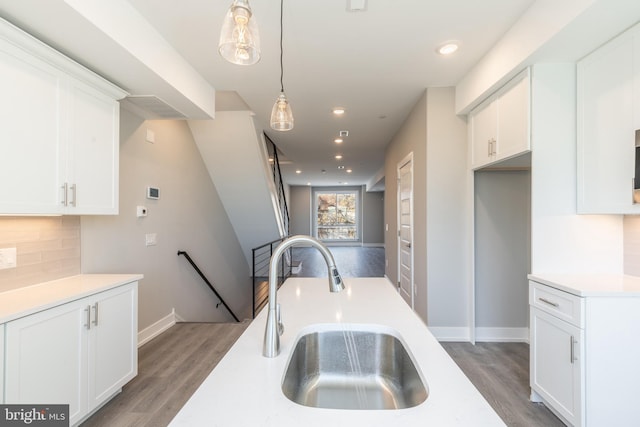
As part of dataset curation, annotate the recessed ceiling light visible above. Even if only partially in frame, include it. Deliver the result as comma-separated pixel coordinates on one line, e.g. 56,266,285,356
437,41,459,55
338,165,345,169
307,182,311,186
346,169,352,173
295,169,302,174
335,154,343,160
332,107,346,115
334,138,343,144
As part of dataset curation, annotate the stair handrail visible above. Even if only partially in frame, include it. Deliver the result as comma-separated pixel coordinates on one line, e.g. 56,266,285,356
264,133,290,236
177,250,240,322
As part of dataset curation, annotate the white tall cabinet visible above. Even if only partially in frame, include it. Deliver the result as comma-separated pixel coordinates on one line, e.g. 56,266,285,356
577,22,640,214
0,18,126,215
0,275,140,427
529,275,640,427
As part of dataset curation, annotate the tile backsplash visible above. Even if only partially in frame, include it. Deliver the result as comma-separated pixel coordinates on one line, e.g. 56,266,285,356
0,216,80,292
624,216,640,276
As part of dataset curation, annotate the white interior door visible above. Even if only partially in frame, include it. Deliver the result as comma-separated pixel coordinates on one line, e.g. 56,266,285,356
397,153,414,309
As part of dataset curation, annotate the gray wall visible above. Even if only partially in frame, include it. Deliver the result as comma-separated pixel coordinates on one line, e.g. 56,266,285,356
384,88,469,328
362,191,384,245
81,107,251,330
289,185,311,236
288,185,383,245
474,170,530,329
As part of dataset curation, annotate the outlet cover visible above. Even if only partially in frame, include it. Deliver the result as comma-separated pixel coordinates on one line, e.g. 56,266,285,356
0,247,17,269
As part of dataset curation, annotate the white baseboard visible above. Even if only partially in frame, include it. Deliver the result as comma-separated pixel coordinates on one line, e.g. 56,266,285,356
429,326,529,343
475,327,529,343
430,327,471,342
138,309,177,348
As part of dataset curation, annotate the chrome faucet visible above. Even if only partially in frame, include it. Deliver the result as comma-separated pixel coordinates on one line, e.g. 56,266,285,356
263,235,344,357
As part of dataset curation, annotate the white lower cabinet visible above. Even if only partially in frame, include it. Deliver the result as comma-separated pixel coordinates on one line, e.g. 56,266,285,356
529,279,640,426
4,282,137,426
530,307,584,426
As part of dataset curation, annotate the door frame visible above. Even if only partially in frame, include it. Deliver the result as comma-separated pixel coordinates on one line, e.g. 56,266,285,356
397,152,414,310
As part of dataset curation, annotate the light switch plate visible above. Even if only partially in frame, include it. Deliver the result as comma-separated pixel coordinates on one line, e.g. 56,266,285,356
0,247,17,269
145,233,157,246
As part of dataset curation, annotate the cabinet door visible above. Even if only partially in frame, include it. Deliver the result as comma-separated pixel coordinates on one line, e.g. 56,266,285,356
87,283,138,411
577,26,639,213
5,300,88,425
66,79,120,214
496,72,530,162
530,307,583,426
470,98,497,169
0,40,65,214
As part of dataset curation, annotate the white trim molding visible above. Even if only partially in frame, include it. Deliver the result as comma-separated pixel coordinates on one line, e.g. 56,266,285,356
430,327,471,342
138,308,177,347
475,327,529,343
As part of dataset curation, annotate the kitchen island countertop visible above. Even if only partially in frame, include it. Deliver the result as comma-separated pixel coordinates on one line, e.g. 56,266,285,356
169,277,505,426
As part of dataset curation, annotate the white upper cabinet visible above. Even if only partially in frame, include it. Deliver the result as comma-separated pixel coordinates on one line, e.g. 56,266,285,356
0,19,126,215
66,80,121,214
470,69,530,170
577,23,640,214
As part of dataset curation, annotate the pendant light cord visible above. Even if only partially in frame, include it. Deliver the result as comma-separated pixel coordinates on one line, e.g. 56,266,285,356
279,0,284,93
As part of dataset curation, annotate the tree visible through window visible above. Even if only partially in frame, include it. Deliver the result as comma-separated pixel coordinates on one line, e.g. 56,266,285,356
316,191,357,240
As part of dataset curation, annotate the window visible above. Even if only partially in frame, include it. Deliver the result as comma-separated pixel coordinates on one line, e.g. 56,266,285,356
315,190,358,241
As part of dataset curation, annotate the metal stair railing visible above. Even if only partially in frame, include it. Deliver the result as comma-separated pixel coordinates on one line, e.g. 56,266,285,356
251,237,292,318
177,250,240,322
264,133,290,236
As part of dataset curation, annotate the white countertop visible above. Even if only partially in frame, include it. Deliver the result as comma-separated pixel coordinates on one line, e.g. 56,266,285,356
169,277,505,427
528,273,640,297
0,274,143,323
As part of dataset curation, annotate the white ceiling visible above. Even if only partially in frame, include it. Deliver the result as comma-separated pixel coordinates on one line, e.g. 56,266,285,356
1,0,637,189
125,0,535,188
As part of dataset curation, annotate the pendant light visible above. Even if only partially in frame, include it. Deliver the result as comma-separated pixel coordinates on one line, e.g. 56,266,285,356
218,0,261,66
270,0,294,131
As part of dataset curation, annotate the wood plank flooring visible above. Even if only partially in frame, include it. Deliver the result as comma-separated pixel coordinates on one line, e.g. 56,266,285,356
442,342,564,427
80,322,248,427
292,246,385,278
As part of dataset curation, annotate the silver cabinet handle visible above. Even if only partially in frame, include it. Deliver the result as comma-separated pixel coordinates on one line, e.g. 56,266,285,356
85,305,91,330
92,302,99,327
61,182,68,206
570,336,576,364
488,139,492,156
70,184,77,207
538,297,559,307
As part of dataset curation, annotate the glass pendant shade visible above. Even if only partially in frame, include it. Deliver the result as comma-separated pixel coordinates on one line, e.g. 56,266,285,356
270,92,294,131
218,0,261,65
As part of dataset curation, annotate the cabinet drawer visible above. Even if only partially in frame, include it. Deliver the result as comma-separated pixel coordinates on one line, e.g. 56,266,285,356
530,281,584,328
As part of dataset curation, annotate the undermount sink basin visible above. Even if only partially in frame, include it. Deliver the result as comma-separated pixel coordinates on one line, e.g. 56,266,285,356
281,325,428,410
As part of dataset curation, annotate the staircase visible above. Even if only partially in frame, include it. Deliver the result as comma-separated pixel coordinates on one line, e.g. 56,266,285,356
187,111,287,267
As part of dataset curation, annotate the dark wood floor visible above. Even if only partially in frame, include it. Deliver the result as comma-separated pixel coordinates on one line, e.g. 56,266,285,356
292,245,385,277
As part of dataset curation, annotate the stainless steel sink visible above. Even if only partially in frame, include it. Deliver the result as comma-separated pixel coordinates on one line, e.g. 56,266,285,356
281,326,428,410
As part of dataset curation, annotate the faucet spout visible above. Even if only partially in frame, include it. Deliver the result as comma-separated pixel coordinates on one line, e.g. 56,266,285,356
263,235,344,357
